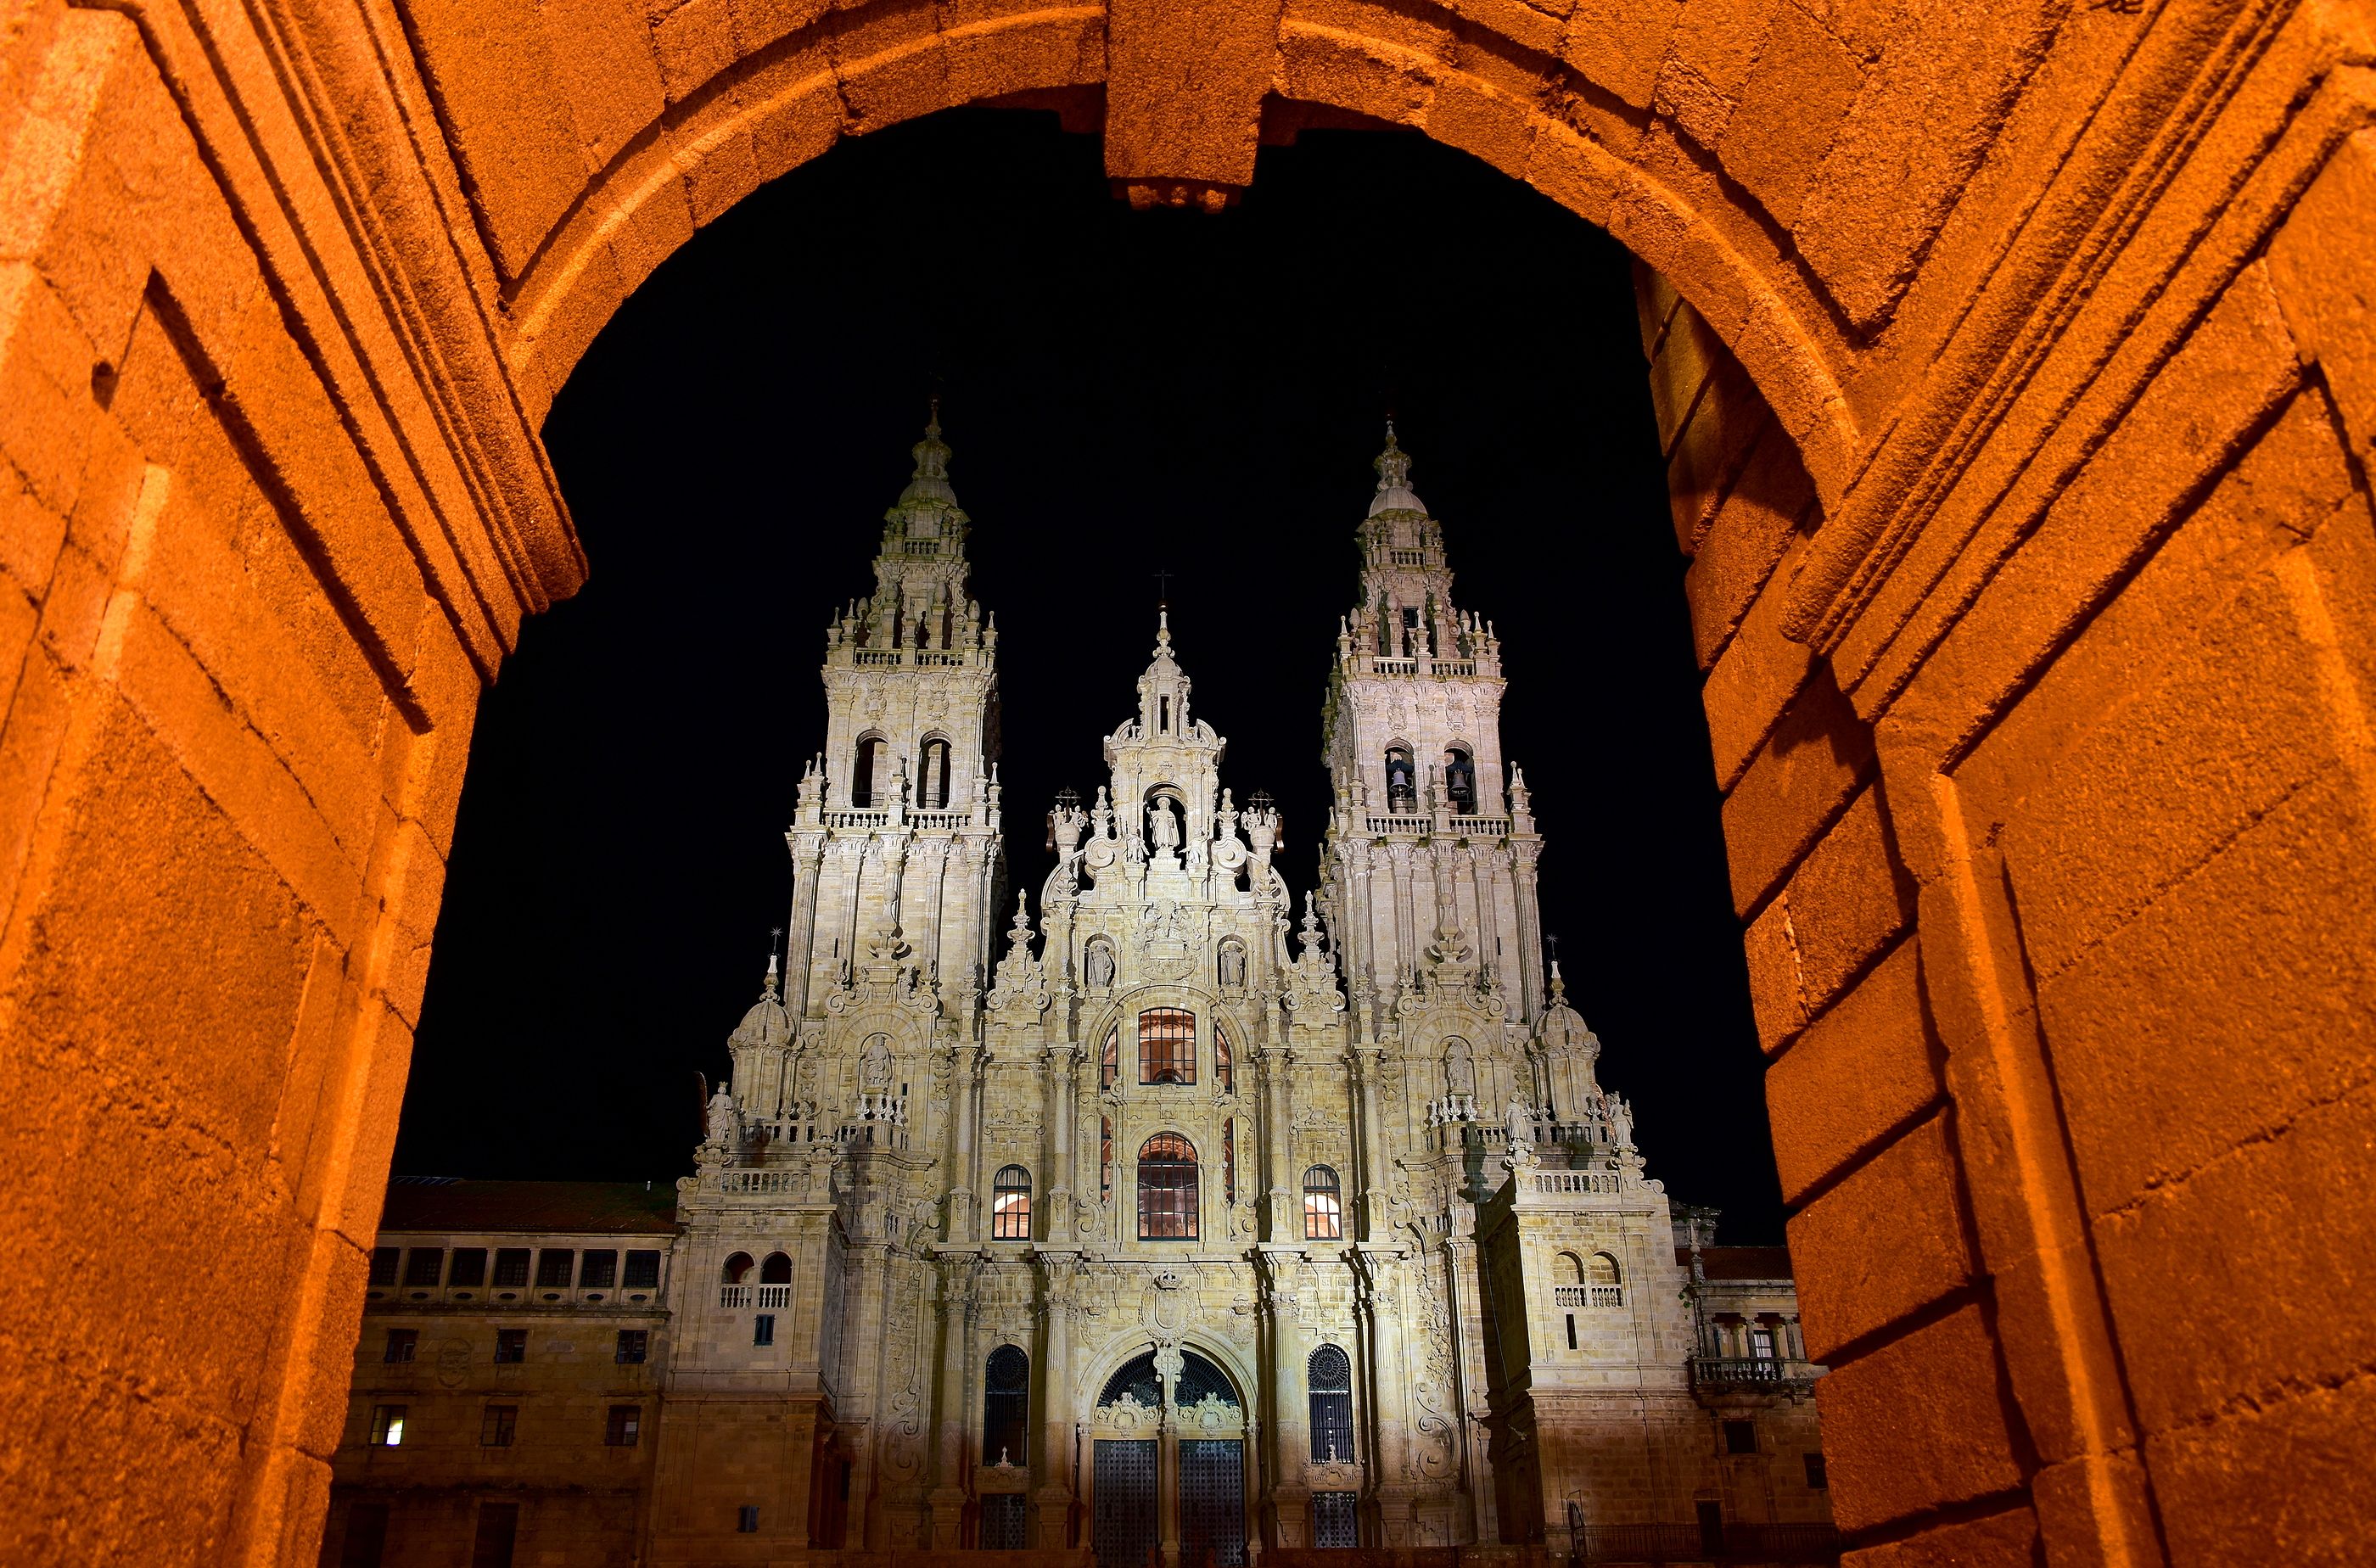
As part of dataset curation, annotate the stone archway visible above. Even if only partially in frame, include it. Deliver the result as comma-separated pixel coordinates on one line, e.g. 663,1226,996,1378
2,3,2371,1565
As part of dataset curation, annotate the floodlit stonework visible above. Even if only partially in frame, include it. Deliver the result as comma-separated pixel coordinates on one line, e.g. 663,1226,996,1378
6,0,2373,1560
319,427,1835,1567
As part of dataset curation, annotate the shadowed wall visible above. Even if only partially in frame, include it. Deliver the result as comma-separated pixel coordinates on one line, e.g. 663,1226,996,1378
0,0,2370,1563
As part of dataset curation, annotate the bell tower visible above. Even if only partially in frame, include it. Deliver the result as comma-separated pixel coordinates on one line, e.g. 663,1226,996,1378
778,409,1006,1033
1320,427,1549,1038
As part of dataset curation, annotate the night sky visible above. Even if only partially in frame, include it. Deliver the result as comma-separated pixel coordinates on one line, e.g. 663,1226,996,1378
393,109,1785,1243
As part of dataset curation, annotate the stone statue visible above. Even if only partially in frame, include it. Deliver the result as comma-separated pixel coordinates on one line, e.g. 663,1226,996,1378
1219,941,1246,989
1610,1095,1634,1148
1443,1038,1475,1096
705,1086,737,1145
1505,1093,1536,1156
1086,941,1116,989
860,1033,893,1090
1147,799,1180,852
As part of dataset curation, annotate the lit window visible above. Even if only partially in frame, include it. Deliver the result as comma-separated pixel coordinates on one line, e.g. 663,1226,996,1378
369,1404,406,1447
1138,1008,1196,1084
1303,1166,1343,1240
494,1329,526,1364
991,1166,1033,1240
1750,1325,1777,1360
1136,1134,1198,1240
480,1405,516,1448
605,1405,642,1447
615,1330,648,1364
1308,1347,1353,1464
383,1329,417,1364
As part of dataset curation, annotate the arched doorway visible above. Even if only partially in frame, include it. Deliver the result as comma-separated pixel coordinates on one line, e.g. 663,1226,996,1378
1091,1348,1250,1568
1,0,2362,1558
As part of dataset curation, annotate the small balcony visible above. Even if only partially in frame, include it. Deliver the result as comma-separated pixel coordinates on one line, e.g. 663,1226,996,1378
1689,1356,1822,1394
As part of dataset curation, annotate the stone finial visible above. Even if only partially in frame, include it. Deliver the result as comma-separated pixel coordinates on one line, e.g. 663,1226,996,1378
1368,421,1427,517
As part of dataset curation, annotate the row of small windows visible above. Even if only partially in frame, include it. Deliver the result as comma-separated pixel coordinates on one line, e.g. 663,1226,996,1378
381,1326,649,1365
1098,1010,1235,1090
368,1246,660,1293
851,735,954,809
366,1401,642,1449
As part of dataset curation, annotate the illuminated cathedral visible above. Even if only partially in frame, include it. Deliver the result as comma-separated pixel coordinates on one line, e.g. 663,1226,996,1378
323,419,1831,1568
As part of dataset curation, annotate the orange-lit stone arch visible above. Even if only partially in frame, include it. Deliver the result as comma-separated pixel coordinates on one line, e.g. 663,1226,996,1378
2,0,2372,1563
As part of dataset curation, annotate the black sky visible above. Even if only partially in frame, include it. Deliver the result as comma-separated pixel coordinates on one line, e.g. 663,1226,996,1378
393,109,1786,1243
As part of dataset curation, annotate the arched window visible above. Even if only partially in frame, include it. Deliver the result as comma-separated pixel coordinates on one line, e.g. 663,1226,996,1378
850,735,888,808
1100,1024,1118,1089
1443,747,1477,815
983,1345,1029,1468
759,1252,792,1284
991,1165,1033,1240
1137,1134,1199,1240
1213,1026,1234,1094
1589,1252,1623,1308
1101,1117,1113,1201
1303,1167,1343,1240
1308,1346,1353,1463
720,1252,754,1285
1384,747,1416,810
1222,1119,1236,1206
917,737,951,809
1138,1008,1196,1085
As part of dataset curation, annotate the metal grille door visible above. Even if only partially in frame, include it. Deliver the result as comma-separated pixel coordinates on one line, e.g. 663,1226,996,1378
1180,1439,1246,1568
1094,1440,1158,1568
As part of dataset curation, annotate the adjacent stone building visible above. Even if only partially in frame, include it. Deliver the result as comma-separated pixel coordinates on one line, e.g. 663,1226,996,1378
322,422,1832,1567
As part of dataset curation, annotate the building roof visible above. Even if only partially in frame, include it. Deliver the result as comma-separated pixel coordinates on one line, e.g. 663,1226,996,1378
1682,1245,1796,1281
380,1179,681,1236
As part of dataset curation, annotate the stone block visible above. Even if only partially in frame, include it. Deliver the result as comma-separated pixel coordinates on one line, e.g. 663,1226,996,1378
1765,935,1942,1202
1817,1302,2026,1532
1720,663,1874,916
1702,541,1815,788
2149,1365,2376,1567
1652,0,1779,149
1840,1503,2037,1567
1789,1114,1976,1360
1665,344,1768,550
1741,890,1806,1053
1682,420,1817,667
1783,781,1916,1014
2267,128,2376,472
2093,1080,2376,1437
538,0,670,167
1718,3,1863,231
2032,750,2376,1221
1561,0,1684,110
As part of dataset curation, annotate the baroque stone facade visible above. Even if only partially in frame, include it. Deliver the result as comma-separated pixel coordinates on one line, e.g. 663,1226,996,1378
321,423,1833,1568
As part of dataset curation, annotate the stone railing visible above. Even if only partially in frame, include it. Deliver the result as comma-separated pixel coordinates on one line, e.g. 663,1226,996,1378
1688,1356,1823,1393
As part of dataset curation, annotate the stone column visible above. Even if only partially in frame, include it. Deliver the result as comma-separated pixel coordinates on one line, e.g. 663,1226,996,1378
929,1257,977,1548
950,1046,983,1243
1352,1044,1390,1242
1258,1249,1310,1547
786,833,827,1017
1045,1044,1079,1242
1356,1248,1416,1544
1510,839,1544,1022
1036,1253,1080,1547
1258,1043,1297,1242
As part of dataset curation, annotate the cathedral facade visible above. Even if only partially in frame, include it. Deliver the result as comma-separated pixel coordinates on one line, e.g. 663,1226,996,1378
322,422,1832,1568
